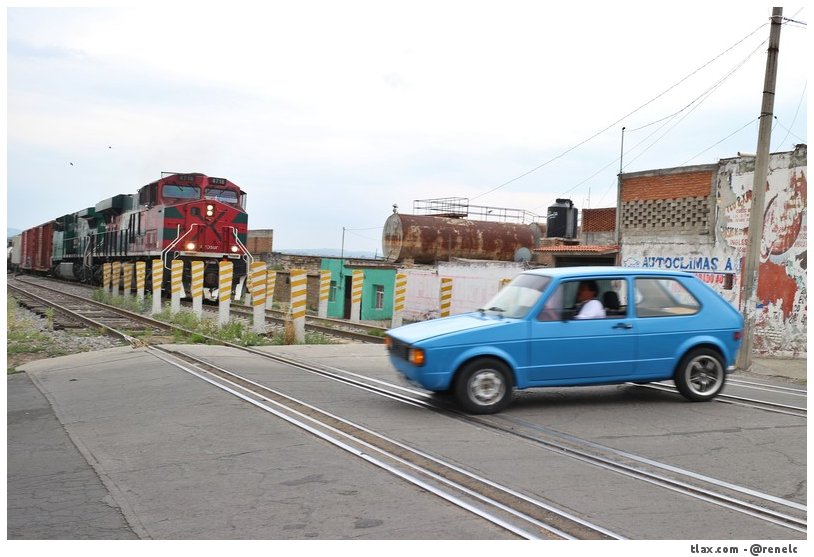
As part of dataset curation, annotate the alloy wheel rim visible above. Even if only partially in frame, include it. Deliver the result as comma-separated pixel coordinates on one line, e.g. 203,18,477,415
687,355,723,395
470,370,505,405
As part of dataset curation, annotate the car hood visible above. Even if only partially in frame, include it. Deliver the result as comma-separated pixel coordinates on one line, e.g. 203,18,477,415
388,313,517,344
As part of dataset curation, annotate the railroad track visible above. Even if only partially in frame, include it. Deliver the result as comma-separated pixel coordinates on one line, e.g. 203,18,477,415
151,345,622,540
639,381,807,418
8,275,386,345
7,282,177,346
158,343,806,537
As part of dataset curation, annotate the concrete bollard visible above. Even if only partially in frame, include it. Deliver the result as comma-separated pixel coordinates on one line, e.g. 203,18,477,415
439,277,453,318
350,269,363,323
170,260,183,314
152,259,163,314
122,263,133,296
265,270,277,310
135,261,146,301
103,263,112,294
190,261,204,317
391,272,407,328
250,261,267,333
318,269,331,318
218,260,233,326
290,269,307,343
111,261,121,296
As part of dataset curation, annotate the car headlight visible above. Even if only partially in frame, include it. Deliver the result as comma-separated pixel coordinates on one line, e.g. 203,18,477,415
408,348,425,366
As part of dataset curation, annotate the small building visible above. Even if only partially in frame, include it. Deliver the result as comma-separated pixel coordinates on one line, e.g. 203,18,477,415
321,258,397,322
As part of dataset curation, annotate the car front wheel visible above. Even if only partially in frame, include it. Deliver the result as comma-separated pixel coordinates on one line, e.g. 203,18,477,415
454,358,513,414
674,348,725,401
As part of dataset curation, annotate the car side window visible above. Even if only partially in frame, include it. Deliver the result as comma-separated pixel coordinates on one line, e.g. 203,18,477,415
537,278,628,321
634,278,700,317
599,279,628,318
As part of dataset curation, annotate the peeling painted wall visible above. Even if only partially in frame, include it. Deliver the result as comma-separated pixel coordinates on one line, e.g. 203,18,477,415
716,146,807,357
622,145,807,358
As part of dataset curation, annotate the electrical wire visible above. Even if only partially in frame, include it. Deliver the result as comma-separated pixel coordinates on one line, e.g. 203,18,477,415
533,33,768,211
774,82,807,150
469,20,770,203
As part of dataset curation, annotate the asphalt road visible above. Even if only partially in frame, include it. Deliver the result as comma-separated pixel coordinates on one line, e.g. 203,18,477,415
7,344,807,541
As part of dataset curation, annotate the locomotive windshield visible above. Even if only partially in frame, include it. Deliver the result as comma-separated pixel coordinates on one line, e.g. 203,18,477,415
205,187,240,206
163,184,200,200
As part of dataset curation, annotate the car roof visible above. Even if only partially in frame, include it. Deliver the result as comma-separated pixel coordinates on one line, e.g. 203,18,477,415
522,266,696,279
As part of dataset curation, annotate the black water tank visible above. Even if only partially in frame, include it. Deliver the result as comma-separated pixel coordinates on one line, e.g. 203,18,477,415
546,199,578,238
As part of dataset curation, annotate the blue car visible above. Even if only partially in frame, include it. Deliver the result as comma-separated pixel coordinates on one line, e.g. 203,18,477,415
385,267,744,414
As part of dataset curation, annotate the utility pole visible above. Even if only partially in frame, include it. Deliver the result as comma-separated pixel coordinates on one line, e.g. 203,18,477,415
737,7,783,371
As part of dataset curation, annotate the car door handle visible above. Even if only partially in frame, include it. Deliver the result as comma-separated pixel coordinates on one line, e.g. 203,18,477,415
612,323,633,329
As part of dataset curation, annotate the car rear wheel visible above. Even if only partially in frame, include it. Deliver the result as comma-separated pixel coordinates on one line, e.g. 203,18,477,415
674,348,725,401
454,359,513,414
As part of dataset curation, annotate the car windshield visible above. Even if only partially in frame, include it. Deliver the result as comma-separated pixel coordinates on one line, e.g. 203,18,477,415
480,274,551,318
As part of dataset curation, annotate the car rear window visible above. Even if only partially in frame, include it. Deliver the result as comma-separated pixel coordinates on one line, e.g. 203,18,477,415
634,278,700,317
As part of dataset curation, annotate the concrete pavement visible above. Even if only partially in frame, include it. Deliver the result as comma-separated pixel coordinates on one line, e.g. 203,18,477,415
739,357,808,383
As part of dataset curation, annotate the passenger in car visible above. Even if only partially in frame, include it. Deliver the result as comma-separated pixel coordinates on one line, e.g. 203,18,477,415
575,280,606,319
602,290,624,316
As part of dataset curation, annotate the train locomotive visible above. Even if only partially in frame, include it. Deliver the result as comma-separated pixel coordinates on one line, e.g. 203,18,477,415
10,172,251,300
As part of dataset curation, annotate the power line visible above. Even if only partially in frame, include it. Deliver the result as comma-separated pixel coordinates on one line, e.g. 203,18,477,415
537,34,768,210
774,82,807,150
470,20,769,202
679,117,760,166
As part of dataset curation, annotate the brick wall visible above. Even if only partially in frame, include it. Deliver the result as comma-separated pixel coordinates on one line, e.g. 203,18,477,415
621,167,715,234
582,208,616,231
621,170,713,201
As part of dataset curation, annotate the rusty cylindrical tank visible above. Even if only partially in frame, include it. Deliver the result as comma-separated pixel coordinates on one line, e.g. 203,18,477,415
382,213,537,264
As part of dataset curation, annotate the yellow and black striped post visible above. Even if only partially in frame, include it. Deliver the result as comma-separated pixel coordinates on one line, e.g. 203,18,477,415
122,263,133,296
190,261,204,316
103,263,112,294
439,277,453,318
111,261,121,296
170,260,183,314
218,260,233,326
350,269,363,323
391,272,407,328
290,269,307,343
151,259,163,314
135,261,146,301
265,270,277,310
318,269,331,318
250,261,267,333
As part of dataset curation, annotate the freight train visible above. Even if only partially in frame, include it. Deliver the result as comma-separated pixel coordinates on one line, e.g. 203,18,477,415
9,172,251,300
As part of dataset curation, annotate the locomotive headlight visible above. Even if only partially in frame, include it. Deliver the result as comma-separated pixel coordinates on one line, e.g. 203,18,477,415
206,204,215,217
186,242,197,251
230,245,239,253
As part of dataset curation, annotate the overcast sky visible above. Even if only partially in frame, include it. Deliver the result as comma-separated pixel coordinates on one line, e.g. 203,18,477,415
5,1,809,255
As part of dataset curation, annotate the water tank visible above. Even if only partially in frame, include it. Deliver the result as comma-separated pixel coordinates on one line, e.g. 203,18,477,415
546,199,578,238
382,214,536,264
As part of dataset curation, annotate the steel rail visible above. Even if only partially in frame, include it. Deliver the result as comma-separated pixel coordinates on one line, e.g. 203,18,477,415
170,346,805,534
8,283,143,346
641,382,807,417
150,345,621,540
